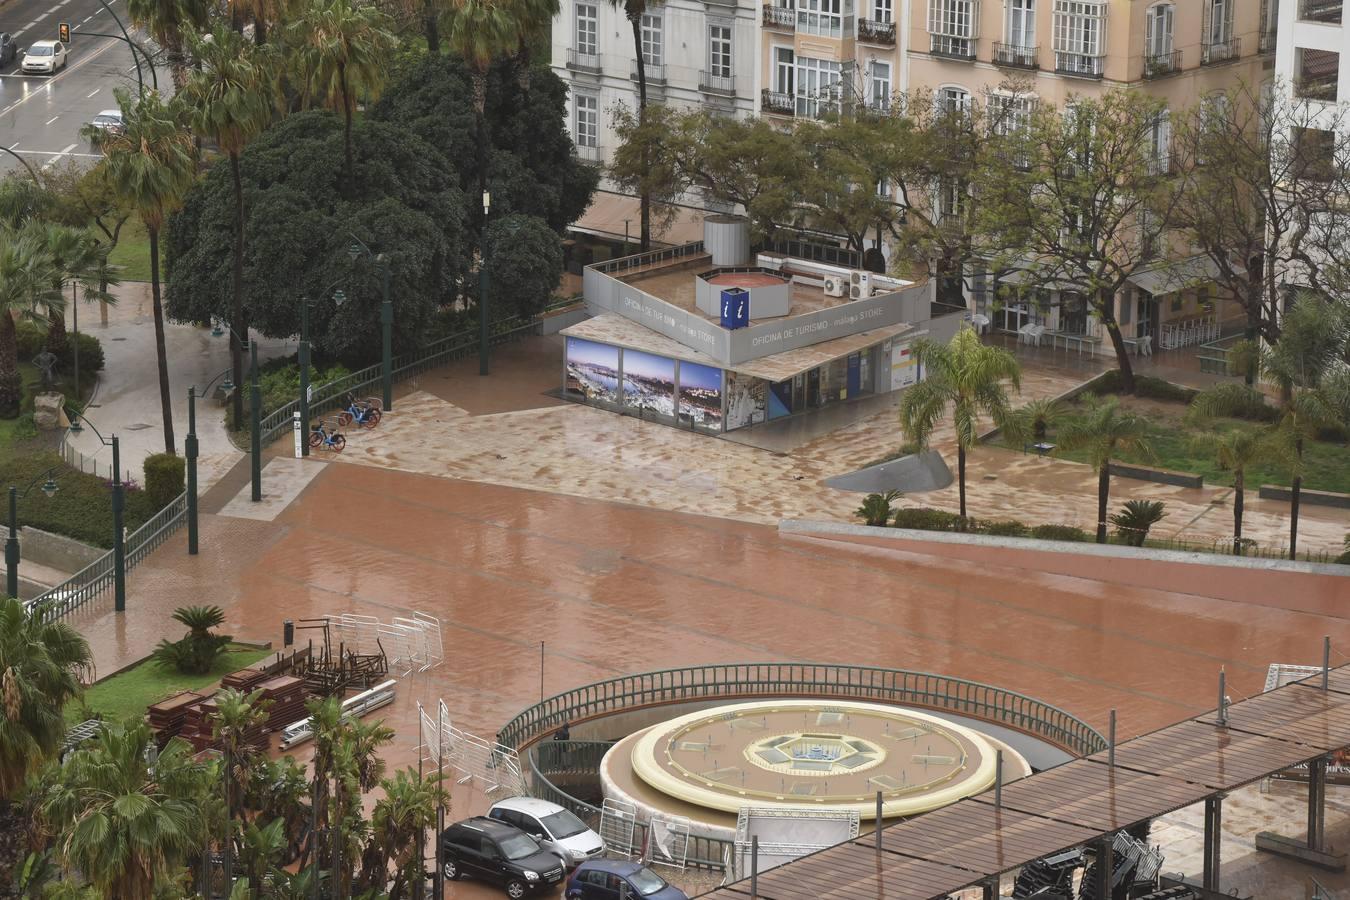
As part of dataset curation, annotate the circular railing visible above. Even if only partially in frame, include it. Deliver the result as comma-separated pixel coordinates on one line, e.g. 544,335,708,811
497,662,1105,757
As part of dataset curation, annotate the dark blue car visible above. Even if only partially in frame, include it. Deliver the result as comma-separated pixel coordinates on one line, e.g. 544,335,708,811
564,860,688,900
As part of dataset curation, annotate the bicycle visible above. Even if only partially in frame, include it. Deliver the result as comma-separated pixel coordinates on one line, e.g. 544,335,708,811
309,419,347,452
337,394,383,429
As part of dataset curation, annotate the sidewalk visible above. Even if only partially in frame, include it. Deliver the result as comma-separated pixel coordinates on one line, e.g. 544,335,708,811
64,283,292,491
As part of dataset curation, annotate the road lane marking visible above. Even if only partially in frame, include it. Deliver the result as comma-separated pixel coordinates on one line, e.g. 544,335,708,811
40,143,79,169
87,88,99,97
81,15,92,22
0,37,121,116
45,115,59,124
7,142,18,149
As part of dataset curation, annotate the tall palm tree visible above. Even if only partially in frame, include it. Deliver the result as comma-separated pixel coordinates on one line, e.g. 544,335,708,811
125,0,209,91
358,768,445,898
608,0,657,249
898,326,1023,519
212,688,272,821
290,0,397,192
40,724,205,899
508,0,559,86
98,89,197,455
181,27,279,428
1187,424,1291,555
1056,396,1154,543
0,228,62,417
37,224,115,366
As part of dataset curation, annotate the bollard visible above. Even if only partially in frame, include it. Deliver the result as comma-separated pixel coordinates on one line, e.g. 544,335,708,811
1323,636,1331,691
1108,709,1116,769
1217,667,1228,727
284,620,294,648
750,835,759,899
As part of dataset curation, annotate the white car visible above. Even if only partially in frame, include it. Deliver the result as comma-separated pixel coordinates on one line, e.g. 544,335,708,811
487,797,605,869
21,39,68,74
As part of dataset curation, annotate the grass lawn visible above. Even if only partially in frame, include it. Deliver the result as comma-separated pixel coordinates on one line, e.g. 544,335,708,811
106,216,152,282
68,644,272,726
995,396,1350,494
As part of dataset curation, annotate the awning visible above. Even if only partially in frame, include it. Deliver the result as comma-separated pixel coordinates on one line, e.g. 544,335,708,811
570,191,707,246
1127,254,1223,296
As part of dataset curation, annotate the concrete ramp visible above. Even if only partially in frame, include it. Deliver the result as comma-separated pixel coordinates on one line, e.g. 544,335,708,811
824,449,952,494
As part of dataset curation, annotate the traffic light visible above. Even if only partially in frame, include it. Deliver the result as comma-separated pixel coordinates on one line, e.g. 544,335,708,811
58,22,70,43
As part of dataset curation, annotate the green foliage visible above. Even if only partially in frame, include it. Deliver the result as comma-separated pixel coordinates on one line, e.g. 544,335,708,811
143,453,186,509
1088,370,1198,403
891,507,969,532
480,214,564,320
152,605,232,675
981,519,1029,537
256,361,351,418
1017,397,1065,441
1109,500,1167,547
16,320,45,359
855,490,902,527
1031,524,1090,542
0,452,160,548
71,644,268,726
58,332,105,375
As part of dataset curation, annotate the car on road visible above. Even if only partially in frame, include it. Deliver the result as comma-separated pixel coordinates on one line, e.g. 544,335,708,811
488,797,605,869
440,816,567,899
0,33,17,66
564,860,689,900
21,40,68,75
86,110,126,137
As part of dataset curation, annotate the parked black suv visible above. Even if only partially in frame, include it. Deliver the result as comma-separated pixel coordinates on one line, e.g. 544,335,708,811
441,816,567,898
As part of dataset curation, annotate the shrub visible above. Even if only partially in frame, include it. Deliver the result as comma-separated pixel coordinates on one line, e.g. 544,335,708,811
1,451,160,548
980,519,1029,537
1109,499,1167,547
891,507,968,532
57,332,105,374
855,490,902,527
152,605,232,674
1089,369,1197,403
16,321,45,359
143,453,185,510
1031,524,1090,542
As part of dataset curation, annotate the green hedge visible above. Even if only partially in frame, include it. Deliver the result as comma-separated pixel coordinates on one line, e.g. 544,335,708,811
887,508,1091,545
143,453,185,510
1031,524,1090,542
1087,370,1198,403
2,452,162,549
16,322,105,374
891,507,970,532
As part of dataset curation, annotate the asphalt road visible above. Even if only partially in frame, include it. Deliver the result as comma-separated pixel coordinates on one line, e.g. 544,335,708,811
0,0,155,177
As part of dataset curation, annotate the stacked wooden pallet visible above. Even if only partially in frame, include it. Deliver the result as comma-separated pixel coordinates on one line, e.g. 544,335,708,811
257,675,308,732
148,691,207,747
179,696,221,752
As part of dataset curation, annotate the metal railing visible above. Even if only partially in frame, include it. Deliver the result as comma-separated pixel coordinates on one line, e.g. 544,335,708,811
993,42,1038,68
29,489,188,623
1300,0,1343,23
59,439,132,482
566,48,601,72
1055,51,1105,78
528,740,733,870
699,71,736,95
1143,49,1181,78
930,34,976,59
761,89,795,116
857,18,896,45
497,663,1107,758
762,4,795,28
575,143,602,165
1202,36,1242,64
630,62,664,83
589,241,707,277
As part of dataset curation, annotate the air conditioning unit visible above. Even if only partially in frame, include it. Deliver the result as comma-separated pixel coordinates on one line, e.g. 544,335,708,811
823,275,848,297
850,270,872,300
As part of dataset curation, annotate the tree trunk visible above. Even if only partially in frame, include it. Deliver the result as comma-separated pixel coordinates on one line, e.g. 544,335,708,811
340,64,354,195
1243,257,1263,386
149,225,176,454
1233,468,1244,555
253,17,267,45
423,3,440,54
1101,295,1135,393
230,151,246,430
46,309,68,358
630,13,651,251
956,442,967,520
1096,466,1110,543
1289,439,1303,560
0,311,19,418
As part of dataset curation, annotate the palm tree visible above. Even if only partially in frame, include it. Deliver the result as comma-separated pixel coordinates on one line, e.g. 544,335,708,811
0,228,62,417
508,0,559,87
1187,424,1290,555
212,688,272,822
290,0,396,191
98,89,197,455
608,0,657,249
1016,396,1066,443
37,225,116,379
898,326,1023,520
124,0,209,91
181,27,279,428
1056,396,1154,543
40,724,206,899
358,768,445,898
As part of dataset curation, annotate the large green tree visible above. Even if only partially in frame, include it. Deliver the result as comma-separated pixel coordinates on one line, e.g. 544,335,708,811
479,213,563,320
0,227,62,417
98,89,197,454
124,0,209,90
1056,396,1154,543
898,326,1023,519
1187,424,1290,555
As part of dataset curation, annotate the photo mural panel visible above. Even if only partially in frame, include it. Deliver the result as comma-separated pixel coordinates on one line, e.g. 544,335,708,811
622,350,677,418
678,362,723,433
565,338,621,406
725,371,768,430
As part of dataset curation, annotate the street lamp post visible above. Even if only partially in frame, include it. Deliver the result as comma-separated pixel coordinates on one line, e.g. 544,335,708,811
479,191,491,377
250,341,261,502
69,410,125,611
5,472,60,600
299,282,349,458
346,235,394,412
185,369,233,556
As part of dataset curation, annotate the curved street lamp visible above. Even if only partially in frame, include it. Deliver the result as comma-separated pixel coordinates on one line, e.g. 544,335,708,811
6,469,61,600
299,281,348,458
183,368,232,555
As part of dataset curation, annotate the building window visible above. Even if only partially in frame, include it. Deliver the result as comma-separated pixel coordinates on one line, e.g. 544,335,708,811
575,3,597,57
1292,126,1337,181
936,178,963,219
929,0,978,57
1053,0,1105,75
641,13,662,67
873,0,893,24
1296,48,1341,102
574,94,598,148
1144,3,1174,73
1299,0,1343,25
708,24,732,78
990,93,1034,136
775,46,795,94
1207,0,1232,46
796,56,841,118
939,85,971,116
1006,0,1035,49
799,0,843,38
1148,109,1171,174
870,60,892,110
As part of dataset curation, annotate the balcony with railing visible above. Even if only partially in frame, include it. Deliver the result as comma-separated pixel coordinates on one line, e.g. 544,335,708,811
1201,36,1241,65
858,18,896,45
992,42,1037,68
699,70,736,96
575,143,602,165
566,48,602,73
761,89,795,117
631,62,665,84
1259,29,1277,54
1300,0,1343,23
1142,49,1181,78
1054,51,1104,78
930,33,976,60
762,4,796,29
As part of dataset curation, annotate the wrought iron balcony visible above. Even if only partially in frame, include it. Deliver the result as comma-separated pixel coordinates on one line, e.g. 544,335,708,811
1054,51,1104,78
858,18,896,46
630,62,665,84
992,42,1037,69
1201,36,1241,65
762,4,796,29
1259,29,1277,54
699,70,736,96
761,89,795,117
1142,49,1181,78
575,143,602,165
566,48,601,73
929,34,976,60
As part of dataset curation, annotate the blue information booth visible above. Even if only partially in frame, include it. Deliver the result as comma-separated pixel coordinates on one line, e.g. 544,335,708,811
720,287,750,330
